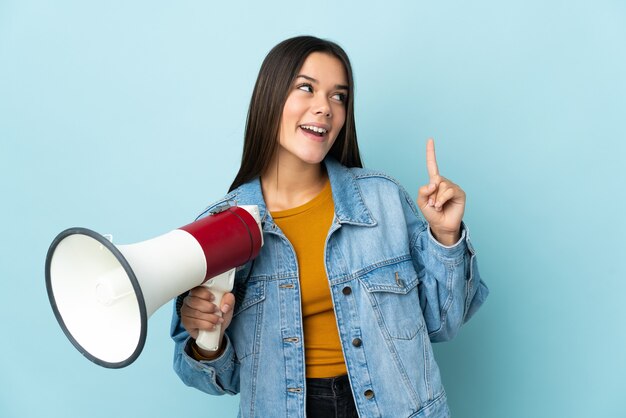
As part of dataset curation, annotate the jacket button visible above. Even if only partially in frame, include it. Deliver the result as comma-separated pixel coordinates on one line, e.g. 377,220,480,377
342,286,352,295
364,389,374,399
352,338,362,347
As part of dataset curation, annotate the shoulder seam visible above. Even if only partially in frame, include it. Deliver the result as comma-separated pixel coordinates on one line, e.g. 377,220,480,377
351,167,402,185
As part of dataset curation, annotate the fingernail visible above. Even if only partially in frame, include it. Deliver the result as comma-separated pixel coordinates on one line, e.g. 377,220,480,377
221,304,231,313
429,183,436,191
428,199,434,206
218,318,224,323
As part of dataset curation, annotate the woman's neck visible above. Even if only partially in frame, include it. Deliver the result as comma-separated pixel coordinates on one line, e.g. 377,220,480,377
261,155,328,212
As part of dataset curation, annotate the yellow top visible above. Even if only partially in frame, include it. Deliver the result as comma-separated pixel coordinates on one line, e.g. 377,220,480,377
271,179,346,378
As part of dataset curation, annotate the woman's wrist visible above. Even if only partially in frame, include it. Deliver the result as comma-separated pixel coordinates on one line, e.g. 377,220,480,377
430,227,461,247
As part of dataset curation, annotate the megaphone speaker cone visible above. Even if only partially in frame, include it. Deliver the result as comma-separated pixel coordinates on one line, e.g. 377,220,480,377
45,228,147,369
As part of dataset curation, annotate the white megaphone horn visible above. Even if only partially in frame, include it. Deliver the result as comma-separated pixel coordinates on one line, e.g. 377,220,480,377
45,204,263,369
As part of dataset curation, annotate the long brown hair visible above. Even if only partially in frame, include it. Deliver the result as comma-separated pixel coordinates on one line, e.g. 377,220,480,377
228,36,362,192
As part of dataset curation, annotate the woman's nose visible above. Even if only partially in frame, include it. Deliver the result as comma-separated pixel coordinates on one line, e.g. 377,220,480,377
312,97,332,118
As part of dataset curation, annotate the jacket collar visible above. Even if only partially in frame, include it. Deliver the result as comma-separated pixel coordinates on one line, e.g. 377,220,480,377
230,157,376,228
324,157,376,226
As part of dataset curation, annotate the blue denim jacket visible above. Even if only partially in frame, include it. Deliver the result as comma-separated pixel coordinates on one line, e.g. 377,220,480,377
171,157,488,418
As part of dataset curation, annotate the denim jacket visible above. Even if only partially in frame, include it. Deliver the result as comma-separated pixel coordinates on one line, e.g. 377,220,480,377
171,157,489,418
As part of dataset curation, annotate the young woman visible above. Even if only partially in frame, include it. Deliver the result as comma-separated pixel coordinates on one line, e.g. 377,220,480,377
171,36,488,418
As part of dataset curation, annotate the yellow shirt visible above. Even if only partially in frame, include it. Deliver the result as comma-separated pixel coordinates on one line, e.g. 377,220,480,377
271,179,346,378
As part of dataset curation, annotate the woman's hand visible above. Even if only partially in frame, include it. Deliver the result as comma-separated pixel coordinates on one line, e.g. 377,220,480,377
180,286,236,357
416,138,466,246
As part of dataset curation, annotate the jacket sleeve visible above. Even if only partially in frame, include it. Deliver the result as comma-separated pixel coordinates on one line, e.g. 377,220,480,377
170,196,243,395
170,298,240,395
400,187,489,342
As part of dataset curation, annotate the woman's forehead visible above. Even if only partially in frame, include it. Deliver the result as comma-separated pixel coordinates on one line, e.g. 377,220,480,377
297,52,348,87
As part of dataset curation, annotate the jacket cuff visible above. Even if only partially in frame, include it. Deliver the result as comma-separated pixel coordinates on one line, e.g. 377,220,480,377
183,333,235,375
427,221,475,259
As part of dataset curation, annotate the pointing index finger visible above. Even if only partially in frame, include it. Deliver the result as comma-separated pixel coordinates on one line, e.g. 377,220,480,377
426,138,439,179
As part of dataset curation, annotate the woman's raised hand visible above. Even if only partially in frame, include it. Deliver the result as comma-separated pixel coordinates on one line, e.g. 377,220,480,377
416,138,466,246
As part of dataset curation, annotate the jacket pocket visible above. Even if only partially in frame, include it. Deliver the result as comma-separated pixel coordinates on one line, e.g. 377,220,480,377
358,259,424,340
228,279,266,360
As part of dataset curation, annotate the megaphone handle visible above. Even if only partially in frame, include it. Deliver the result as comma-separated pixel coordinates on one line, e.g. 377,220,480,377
196,268,236,351
196,289,225,351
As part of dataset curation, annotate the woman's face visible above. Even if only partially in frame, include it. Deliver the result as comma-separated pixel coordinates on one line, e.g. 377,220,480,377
277,52,348,167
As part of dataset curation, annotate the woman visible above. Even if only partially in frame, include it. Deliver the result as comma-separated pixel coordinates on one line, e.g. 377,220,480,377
171,35,488,418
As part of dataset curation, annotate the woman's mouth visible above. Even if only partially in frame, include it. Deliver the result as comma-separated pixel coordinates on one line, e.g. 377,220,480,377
299,124,328,141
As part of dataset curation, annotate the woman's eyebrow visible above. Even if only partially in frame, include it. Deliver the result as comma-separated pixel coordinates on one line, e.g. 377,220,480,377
295,74,348,90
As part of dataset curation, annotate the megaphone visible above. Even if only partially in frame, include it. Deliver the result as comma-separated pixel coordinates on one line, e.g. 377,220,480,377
45,205,263,369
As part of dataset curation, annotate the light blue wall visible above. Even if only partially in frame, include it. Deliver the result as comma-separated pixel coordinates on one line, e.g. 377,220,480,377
1,1,625,417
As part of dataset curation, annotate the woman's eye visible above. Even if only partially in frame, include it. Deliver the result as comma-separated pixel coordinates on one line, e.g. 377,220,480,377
297,83,313,93
332,93,347,102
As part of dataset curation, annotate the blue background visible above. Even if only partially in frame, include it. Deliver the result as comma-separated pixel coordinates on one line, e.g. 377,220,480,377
1,1,625,417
